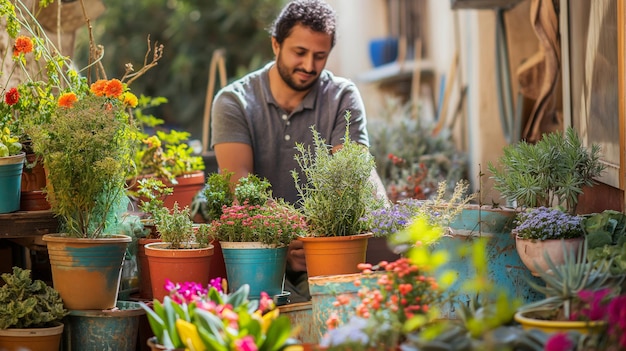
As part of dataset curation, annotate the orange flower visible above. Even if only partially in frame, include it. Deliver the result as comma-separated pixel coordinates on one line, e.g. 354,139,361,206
104,79,124,98
57,92,78,108
12,36,33,56
90,79,108,96
5,88,19,105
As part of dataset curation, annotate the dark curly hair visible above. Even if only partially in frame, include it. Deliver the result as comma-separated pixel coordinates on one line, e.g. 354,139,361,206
270,0,337,48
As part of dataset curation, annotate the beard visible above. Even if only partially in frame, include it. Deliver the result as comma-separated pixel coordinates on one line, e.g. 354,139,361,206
276,52,319,92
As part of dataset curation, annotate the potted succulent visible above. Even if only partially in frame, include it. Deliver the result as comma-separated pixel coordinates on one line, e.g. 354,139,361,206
206,174,307,298
140,280,300,351
0,127,25,214
0,267,68,351
143,203,214,301
129,96,205,210
513,206,586,276
292,114,386,277
488,126,605,214
514,241,618,338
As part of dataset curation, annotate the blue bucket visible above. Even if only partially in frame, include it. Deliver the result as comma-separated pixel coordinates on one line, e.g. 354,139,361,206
0,153,25,214
220,242,287,299
62,301,145,351
437,205,544,318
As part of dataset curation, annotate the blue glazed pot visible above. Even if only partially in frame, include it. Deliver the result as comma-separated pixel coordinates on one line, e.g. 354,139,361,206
368,37,398,67
0,153,25,214
220,242,287,299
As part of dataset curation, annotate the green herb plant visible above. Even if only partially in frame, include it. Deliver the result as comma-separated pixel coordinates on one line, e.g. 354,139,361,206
292,112,385,237
488,127,605,214
154,203,209,249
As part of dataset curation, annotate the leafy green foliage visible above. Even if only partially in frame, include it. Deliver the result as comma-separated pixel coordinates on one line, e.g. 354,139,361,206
135,177,174,221
0,267,67,329
154,203,198,249
292,113,385,237
74,0,284,139
488,127,605,214
202,171,234,222
583,210,626,274
234,174,271,206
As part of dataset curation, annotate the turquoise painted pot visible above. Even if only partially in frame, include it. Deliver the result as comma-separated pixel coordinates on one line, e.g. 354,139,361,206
220,242,287,299
62,301,144,351
0,153,25,214
43,234,131,310
437,205,544,318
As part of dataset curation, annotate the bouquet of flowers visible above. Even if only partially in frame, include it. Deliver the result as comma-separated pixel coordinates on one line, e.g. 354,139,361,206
140,278,300,351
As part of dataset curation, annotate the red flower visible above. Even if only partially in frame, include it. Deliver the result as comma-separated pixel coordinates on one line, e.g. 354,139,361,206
12,36,33,56
4,88,19,105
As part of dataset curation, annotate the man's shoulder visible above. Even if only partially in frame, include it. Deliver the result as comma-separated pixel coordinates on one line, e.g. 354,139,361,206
319,69,357,91
220,63,271,95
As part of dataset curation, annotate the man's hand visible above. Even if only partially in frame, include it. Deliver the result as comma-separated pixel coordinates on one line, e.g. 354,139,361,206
286,239,307,272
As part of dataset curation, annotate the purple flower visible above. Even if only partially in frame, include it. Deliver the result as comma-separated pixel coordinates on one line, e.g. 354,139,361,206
514,207,583,240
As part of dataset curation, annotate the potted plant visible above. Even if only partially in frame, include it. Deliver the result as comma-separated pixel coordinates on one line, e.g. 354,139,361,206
206,174,307,298
292,113,386,277
29,82,145,310
128,96,205,210
513,206,586,276
140,280,301,351
0,127,25,214
143,203,214,301
488,126,605,214
583,210,626,278
0,267,68,351
133,177,174,299
513,241,617,337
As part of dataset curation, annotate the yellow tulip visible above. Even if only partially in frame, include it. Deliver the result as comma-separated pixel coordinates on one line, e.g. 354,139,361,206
175,319,206,351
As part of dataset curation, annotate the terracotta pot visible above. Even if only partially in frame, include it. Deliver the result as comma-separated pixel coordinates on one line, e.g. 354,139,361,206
20,153,47,192
43,234,131,310
208,239,228,281
20,154,50,211
514,310,607,334
144,242,214,301
0,322,63,351
129,171,205,211
137,238,162,299
300,233,373,277
515,236,585,276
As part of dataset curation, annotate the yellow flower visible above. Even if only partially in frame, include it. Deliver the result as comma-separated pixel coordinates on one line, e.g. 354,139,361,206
175,319,206,351
253,308,279,333
121,92,138,107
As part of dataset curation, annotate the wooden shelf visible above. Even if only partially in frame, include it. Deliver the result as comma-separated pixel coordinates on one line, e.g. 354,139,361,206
356,60,435,85
0,210,59,239
451,0,524,10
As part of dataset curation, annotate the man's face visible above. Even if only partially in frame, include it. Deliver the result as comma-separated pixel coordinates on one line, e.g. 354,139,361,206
273,24,332,92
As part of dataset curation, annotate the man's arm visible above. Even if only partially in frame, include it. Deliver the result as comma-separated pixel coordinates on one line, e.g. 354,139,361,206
214,142,254,188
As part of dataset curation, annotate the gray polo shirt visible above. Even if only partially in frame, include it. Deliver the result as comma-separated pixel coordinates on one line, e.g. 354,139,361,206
211,62,369,204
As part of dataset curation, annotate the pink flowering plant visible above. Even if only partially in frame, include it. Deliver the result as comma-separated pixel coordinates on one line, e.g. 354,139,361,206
140,279,300,351
543,288,626,351
206,174,307,246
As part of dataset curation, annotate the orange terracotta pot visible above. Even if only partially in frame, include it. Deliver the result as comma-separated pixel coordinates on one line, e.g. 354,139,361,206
300,233,373,277
144,242,214,302
20,153,50,211
0,322,63,351
43,234,131,310
129,171,206,211
137,238,162,300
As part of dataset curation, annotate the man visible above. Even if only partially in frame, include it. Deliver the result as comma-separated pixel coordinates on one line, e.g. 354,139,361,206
211,0,385,302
